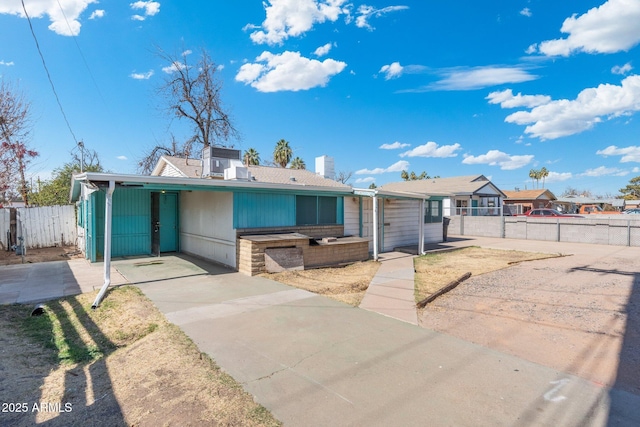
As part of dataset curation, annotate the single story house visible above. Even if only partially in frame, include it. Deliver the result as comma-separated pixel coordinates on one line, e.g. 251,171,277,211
70,151,444,285
555,196,624,213
502,189,557,214
624,199,640,210
380,175,506,216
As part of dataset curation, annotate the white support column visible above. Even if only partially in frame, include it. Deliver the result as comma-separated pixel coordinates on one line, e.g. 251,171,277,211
372,195,379,261
92,180,115,309
419,199,425,255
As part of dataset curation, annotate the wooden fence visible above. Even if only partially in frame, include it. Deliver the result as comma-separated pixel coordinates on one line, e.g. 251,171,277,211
0,205,77,250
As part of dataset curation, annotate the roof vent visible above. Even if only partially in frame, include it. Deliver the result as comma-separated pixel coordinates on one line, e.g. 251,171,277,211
202,146,241,177
224,159,252,181
290,176,296,182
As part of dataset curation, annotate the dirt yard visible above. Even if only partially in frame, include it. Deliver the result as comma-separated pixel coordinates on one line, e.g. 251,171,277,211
419,249,640,395
262,260,381,306
0,246,83,266
0,286,280,426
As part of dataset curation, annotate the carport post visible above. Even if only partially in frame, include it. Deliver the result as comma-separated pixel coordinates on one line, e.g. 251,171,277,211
419,199,425,255
372,195,379,261
92,180,115,309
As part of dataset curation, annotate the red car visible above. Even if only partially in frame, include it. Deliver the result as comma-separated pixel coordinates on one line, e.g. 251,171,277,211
521,209,583,218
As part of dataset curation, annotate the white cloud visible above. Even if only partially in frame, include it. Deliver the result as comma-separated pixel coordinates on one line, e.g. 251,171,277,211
379,141,410,150
354,177,375,184
503,74,640,140
89,9,105,19
117,155,128,161
536,0,640,56
486,89,551,108
235,50,346,92
355,5,409,30
130,70,154,80
379,62,403,80
416,66,538,91
633,167,640,173
462,150,534,170
314,43,333,57
546,171,573,183
0,60,15,67
400,141,461,158
248,0,348,45
520,8,532,17
612,62,633,75
580,166,628,177
130,1,160,21
355,160,409,175
596,145,640,162
162,61,187,74
0,0,98,36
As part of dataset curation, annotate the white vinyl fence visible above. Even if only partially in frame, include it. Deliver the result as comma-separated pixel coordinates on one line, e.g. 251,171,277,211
0,205,77,250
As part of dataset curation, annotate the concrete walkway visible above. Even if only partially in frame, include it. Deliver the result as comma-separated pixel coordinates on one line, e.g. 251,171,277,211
121,252,638,427
0,259,127,304
359,252,418,325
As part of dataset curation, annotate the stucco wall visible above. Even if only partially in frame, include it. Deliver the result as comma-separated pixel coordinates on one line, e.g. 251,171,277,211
180,190,237,268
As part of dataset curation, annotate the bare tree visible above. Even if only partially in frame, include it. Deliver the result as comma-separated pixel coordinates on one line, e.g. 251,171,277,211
0,80,38,206
138,134,192,175
335,170,353,184
157,48,239,149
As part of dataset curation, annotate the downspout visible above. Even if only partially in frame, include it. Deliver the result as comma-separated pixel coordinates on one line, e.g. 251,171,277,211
92,180,115,309
372,194,379,261
419,199,425,255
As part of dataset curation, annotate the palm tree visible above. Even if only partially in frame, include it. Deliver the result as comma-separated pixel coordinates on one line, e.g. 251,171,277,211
273,139,292,168
540,167,549,188
529,168,539,189
243,148,260,166
290,156,306,170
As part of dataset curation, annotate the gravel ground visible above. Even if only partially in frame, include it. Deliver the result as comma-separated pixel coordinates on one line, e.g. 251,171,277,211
419,250,640,395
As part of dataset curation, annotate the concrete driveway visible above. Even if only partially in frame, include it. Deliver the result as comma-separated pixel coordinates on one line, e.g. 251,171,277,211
2,246,639,426
114,253,639,426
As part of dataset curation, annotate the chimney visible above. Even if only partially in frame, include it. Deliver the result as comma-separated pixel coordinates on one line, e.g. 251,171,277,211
315,155,335,180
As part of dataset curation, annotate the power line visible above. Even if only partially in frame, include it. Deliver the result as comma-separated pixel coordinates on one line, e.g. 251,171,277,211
55,0,108,107
21,0,79,144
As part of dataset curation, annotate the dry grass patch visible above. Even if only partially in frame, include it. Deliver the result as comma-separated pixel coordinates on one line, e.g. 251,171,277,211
414,247,561,303
0,286,280,426
262,261,381,306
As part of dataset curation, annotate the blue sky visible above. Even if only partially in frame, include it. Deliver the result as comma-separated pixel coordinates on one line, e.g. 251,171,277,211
1,0,640,196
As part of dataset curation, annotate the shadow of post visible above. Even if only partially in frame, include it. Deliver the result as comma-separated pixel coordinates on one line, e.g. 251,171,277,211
4,292,127,426
608,270,640,426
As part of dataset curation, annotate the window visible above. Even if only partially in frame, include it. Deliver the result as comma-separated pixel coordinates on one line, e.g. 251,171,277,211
296,195,317,225
296,195,338,225
425,200,443,223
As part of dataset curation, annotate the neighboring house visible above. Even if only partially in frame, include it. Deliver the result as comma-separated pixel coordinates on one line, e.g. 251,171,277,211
555,196,624,213
503,189,557,214
624,199,640,210
70,151,442,275
380,175,506,216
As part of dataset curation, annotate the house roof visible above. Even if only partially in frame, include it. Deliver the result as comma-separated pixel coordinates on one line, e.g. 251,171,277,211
503,189,556,200
379,175,505,198
152,156,350,189
151,156,202,178
69,170,355,203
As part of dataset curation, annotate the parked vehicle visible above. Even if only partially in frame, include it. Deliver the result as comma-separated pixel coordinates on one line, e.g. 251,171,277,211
578,204,621,215
622,208,640,214
519,209,584,218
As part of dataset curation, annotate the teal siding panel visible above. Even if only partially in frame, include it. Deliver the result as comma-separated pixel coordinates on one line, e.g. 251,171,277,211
94,188,152,258
234,192,295,228
337,197,344,225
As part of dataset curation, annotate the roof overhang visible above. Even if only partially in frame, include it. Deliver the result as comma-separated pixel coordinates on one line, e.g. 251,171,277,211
70,171,354,202
352,187,452,200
